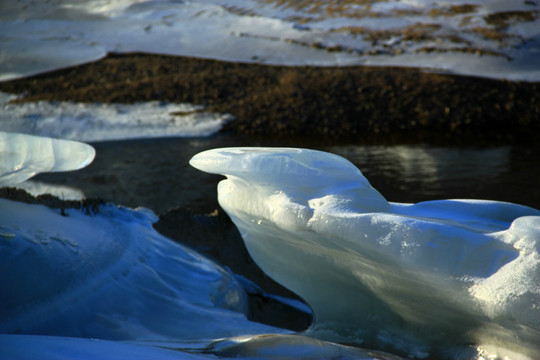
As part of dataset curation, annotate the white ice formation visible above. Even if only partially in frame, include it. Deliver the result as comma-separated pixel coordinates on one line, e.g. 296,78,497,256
0,132,95,187
190,147,540,359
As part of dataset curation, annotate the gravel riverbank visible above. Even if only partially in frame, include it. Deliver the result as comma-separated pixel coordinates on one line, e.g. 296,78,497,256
1,53,539,144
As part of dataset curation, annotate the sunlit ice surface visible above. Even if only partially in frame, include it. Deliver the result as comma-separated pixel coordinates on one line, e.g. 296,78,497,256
0,0,539,81
191,147,540,359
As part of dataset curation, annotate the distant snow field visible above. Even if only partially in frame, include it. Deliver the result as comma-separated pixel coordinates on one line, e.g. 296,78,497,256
0,92,231,141
0,0,539,81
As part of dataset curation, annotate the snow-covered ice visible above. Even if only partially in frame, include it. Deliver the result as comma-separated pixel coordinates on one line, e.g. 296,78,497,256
0,92,231,141
0,197,282,340
2,141,539,359
191,147,540,359
1,0,539,81
0,334,211,360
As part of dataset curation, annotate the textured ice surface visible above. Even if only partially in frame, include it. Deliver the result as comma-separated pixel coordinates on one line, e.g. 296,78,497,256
0,334,209,360
0,0,539,81
191,147,540,359
0,198,277,341
0,132,95,187
0,333,407,360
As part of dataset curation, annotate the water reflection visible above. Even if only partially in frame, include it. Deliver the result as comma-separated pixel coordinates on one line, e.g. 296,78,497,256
326,145,539,210
329,145,508,196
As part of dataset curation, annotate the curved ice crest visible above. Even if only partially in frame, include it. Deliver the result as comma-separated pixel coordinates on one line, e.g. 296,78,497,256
191,147,540,359
0,132,96,187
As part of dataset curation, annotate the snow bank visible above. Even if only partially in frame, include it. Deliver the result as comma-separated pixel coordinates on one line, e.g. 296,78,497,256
0,197,277,340
190,147,540,359
0,334,209,360
0,93,231,141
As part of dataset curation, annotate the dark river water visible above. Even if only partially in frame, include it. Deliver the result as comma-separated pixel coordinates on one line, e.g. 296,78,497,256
35,135,540,215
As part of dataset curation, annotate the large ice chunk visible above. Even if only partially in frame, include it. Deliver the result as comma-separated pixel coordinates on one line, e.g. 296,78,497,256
0,132,95,187
0,198,277,341
190,147,540,359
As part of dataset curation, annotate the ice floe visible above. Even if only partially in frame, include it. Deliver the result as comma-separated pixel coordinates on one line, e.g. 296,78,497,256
1,0,539,81
190,147,540,359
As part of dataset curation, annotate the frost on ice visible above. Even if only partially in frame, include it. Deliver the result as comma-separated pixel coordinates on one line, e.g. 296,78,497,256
191,147,540,359
0,132,95,187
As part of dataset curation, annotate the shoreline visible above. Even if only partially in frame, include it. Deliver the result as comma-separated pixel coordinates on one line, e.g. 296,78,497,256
1,52,539,144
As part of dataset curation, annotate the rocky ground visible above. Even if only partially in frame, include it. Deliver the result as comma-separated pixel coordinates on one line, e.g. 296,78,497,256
1,52,539,144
